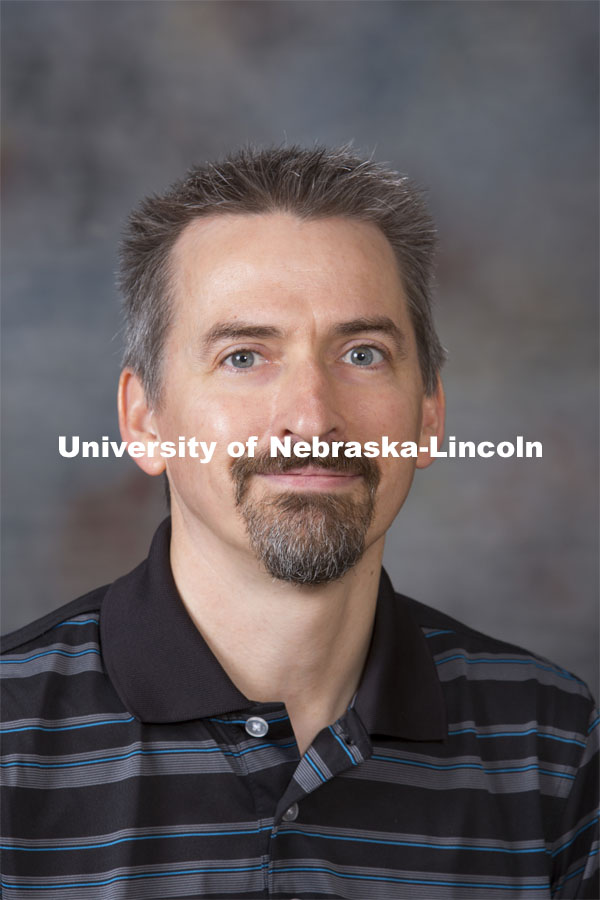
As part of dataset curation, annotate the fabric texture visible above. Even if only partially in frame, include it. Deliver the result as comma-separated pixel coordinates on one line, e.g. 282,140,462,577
1,518,598,899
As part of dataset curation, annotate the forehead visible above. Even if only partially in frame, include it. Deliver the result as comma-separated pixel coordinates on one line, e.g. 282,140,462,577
169,212,410,332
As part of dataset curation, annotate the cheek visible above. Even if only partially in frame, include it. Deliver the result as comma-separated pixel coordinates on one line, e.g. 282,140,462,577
354,393,423,445
156,396,267,504
206,405,263,446
361,394,423,525
158,385,262,445
370,456,418,535
165,443,238,516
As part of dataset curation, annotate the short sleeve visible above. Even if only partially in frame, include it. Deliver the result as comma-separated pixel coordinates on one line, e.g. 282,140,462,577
551,704,599,898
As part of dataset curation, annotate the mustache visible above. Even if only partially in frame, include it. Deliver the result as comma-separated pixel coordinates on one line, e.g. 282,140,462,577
230,444,381,504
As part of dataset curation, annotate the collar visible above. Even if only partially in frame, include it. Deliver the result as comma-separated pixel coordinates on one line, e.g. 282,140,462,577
101,518,446,741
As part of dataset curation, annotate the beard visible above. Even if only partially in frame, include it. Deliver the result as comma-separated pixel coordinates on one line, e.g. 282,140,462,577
230,449,381,586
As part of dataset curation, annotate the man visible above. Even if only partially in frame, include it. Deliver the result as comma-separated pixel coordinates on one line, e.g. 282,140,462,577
1,146,597,899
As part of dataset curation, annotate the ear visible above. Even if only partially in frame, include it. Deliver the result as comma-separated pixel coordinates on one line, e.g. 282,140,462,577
117,369,166,477
416,376,445,470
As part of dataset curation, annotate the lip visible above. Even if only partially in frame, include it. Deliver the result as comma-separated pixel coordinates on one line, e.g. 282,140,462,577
258,468,362,490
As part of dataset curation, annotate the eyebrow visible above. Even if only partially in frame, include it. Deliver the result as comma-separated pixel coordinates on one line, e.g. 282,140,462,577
200,316,407,355
331,317,407,355
200,322,284,353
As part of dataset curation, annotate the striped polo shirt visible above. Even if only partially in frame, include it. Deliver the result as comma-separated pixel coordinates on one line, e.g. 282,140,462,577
1,519,598,899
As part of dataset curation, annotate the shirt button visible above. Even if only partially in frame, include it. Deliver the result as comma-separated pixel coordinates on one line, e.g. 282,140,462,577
282,802,299,822
245,716,269,738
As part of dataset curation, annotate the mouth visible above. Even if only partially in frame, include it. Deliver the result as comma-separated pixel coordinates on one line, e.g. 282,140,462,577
258,466,363,491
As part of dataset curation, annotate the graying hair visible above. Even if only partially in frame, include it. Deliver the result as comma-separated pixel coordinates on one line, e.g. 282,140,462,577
119,144,445,405
230,448,381,585
241,492,376,585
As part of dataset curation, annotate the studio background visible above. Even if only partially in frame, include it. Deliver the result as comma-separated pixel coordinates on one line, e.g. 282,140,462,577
2,1,598,692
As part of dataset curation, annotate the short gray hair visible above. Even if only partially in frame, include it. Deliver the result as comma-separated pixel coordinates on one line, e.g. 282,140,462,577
119,144,445,405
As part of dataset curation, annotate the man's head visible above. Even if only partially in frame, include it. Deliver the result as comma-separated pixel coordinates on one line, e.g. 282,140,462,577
118,147,445,586
120,145,445,407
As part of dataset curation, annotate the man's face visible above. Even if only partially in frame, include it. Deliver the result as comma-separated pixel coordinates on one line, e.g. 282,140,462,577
147,213,442,582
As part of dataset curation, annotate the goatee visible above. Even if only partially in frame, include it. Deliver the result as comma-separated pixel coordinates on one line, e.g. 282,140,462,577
231,450,380,585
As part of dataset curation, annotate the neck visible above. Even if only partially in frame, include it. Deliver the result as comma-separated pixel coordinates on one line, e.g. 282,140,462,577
169,510,384,755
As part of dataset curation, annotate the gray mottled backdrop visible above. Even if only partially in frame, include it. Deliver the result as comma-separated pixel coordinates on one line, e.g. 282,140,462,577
2,1,598,692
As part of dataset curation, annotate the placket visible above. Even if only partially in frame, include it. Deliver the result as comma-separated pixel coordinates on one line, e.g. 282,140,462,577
206,703,300,823
273,706,372,824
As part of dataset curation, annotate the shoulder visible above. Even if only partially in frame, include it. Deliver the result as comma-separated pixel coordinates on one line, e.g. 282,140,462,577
0,585,120,725
400,592,597,728
403,592,593,686
1,585,108,655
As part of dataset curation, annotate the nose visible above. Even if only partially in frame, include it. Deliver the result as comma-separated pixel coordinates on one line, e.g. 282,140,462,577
270,359,346,444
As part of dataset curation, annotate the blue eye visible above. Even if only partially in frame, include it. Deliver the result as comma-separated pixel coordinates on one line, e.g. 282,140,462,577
226,351,256,369
344,346,384,366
